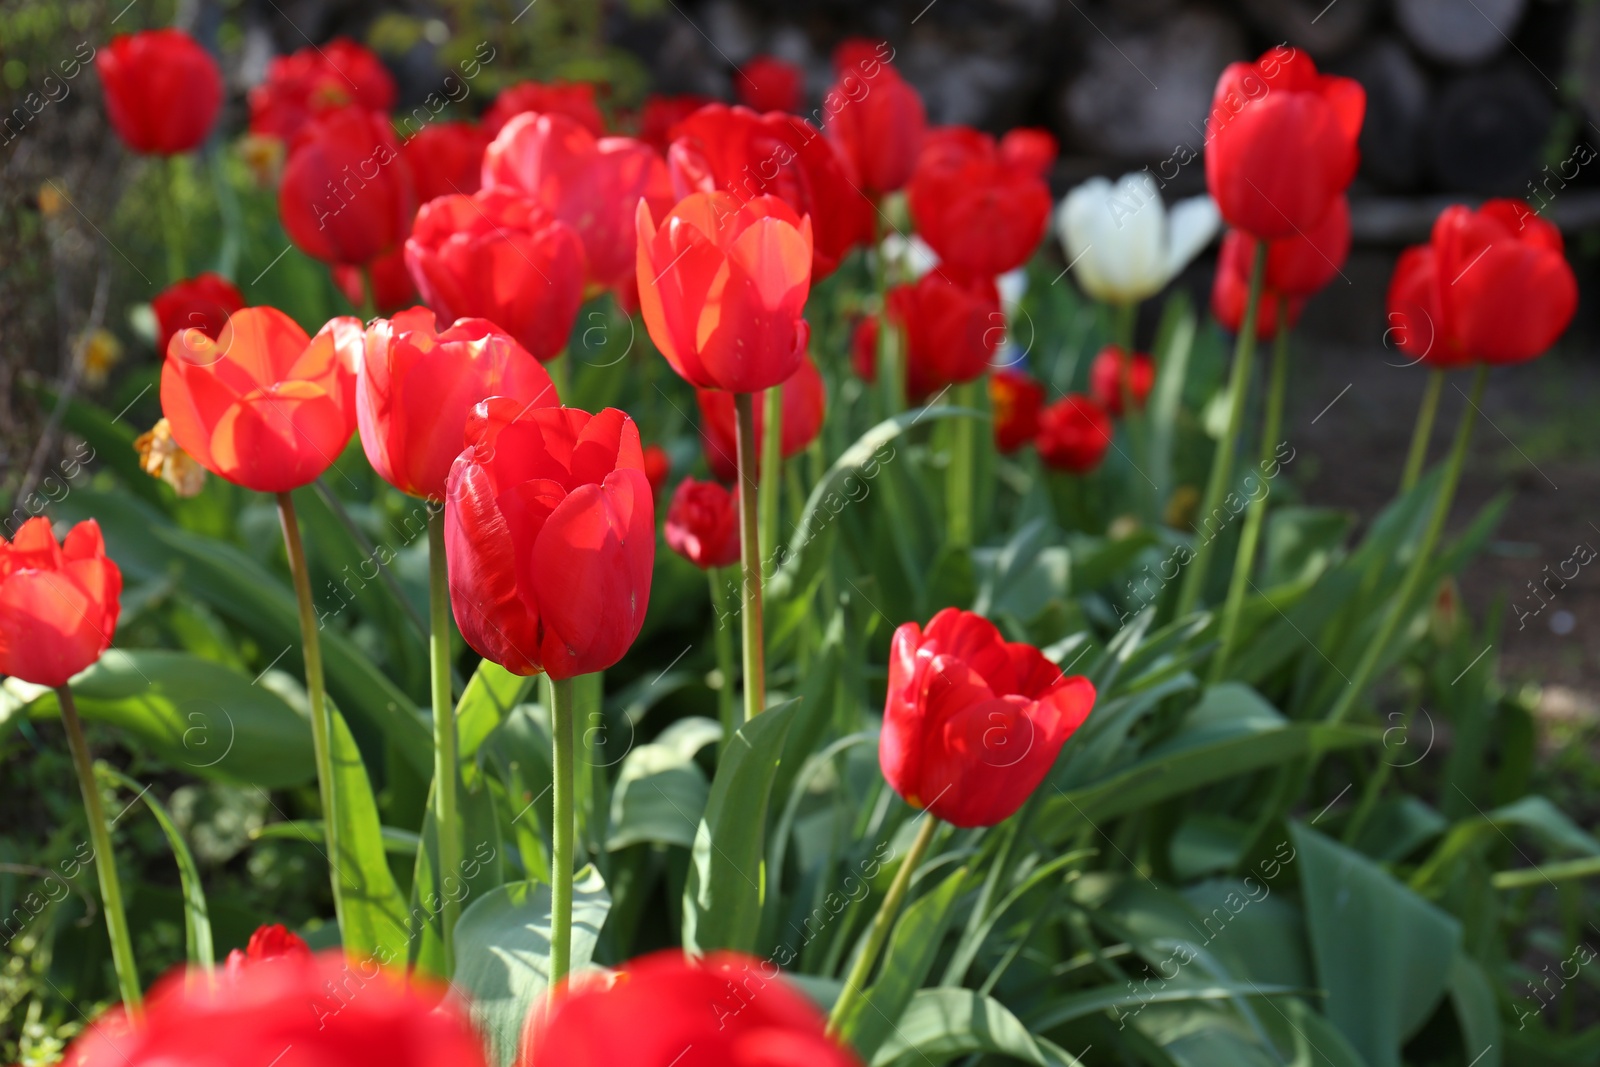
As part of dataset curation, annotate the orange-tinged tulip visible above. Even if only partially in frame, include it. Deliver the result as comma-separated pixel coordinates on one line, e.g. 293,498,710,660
0,519,121,689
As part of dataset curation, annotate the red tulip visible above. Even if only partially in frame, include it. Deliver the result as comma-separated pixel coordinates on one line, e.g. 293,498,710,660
988,368,1044,454
63,950,485,1067
998,128,1058,179
1223,194,1351,300
735,55,803,114
161,307,361,493
483,113,675,296
850,313,880,385
1088,346,1155,417
866,271,1002,404
664,478,741,570
908,126,1053,277
248,39,397,141
1206,47,1364,240
666,104,873,278
445,402,654,679
635,190,813,393
881,608,1095,828
401,121,490,204
358,308,558,501
223,924,309,977
279,106,415,266
0,519,120,689
1388,199,1577,369
642,444,671,496
404,188,586,363
152,273,245,354
333,245,417,314
519,951,859,1067
1036,394,1112,474
696,352,826,481
483,80,605,137
636,93,714,154
826,40,927,195
1211,232,1306,341
97,30,223,155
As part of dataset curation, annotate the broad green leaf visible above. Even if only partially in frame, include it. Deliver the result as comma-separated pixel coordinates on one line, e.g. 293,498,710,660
457,660,537,783
1293,823,1461,1067
1448,951,1501,1067
1413,795,1600,893
607,741,710,851
873,989,1086,1067
409,770,506,976
683,699,800,954
328,708,410,964
452,869,610,1067
26,651,313,788
1028,981,1309,1034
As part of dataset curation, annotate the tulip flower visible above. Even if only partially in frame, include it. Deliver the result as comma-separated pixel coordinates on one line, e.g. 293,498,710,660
665,104,872,278
333,245,417,314
857,271,1002,404
635,191,813,394
483,79,605,136
1036,394,1112,474
223,924,309,976
402,121,490,204
735,55,804,113
404,188,586,363
696,352,826,481
636,93,714,154
1206,47,1364,240
248,38,397,141
279,106,415,266
908,126,1055,277
0,518,120,689
642,444,671,496
520,951,859,1067
151,273,245,354
826,39,927,195
1388,198,1576,370
65,951,487,1067
483,112,675,296
358,308,558,502
1057,172,1220,306
160,307,361,494
665,477,741,570
989,368,1045,454
97,30,222,155
1212,236,1303,342
881,608,1096,827
1088,346,1155,417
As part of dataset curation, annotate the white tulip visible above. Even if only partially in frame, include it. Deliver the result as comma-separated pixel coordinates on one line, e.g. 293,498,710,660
1057,172,1220,306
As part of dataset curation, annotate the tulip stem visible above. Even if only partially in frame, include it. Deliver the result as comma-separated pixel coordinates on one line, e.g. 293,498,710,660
947,381,976,548
275,491,348,940
1210,316,1289,683
1175,242,1266,619
1400,370,1445,493
1327,365,1486,725
734,392,767,720
57,686,142,1014
827,815,940,1034
548,674,576,996
1114,301,1150,518
709,567,738,748
156,158,186,283
873,213,903,416
427,508,462,975
759,384,783,579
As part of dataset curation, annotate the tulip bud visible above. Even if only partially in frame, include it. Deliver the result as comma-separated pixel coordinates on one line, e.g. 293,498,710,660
0,519,121,688
97,30,222,156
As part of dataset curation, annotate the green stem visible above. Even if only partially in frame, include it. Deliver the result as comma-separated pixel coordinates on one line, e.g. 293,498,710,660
58,686,142,1013
759,384,783,578
1343,706,1412,845
426,510,461,975
947,381,976,548
1115,302,1149,518
1211,317,1290,683
1400,370,1444,493
358,267,378,320
734,392,767,720
156,158,185,283
1327,365,1487,725
551,349,572,403
276,492,346,937
827,815,940,1034
1175,242,1267,619
548,674,576,995
873,211,903,416
709,567,738,748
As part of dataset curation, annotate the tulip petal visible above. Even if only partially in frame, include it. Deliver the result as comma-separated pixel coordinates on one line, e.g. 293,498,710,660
1163,195,1221,286
445,457,544,675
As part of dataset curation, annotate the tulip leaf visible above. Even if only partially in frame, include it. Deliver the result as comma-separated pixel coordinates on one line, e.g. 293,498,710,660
682,697,801,954
836,865,971,1061
407,767,507,977
25,650,314,788
871,989,1087,1067
456,659,538,785
328,706,411,965
452,868,611,1067
606,740,711,851
96,764,215,970
252,820,421,856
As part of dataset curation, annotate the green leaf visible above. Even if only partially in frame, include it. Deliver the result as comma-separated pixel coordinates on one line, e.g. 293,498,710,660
683,699,800,954
328,708,410,964
457,660,537,784
606,739,711,851
873,989,1086,1067
1413,795,1600,893
837,865,971,1061
26,650,313,788
252,820,420,856
1448,950,1501,1067
97,765,214,970
1293,823,1461,1067
452,869,611,1067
